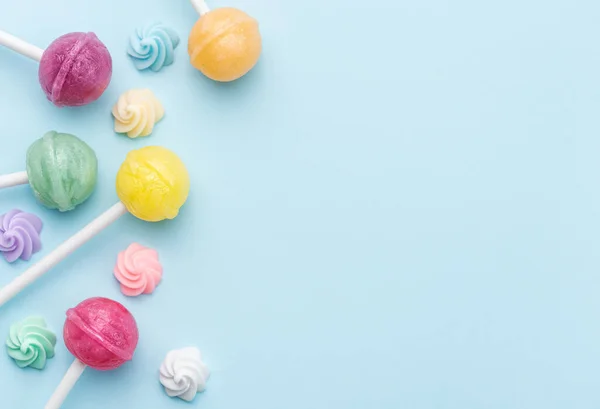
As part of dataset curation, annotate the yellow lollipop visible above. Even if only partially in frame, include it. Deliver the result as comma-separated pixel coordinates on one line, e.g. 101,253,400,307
188,0,262,82
0,146,190,308
117,146,190,222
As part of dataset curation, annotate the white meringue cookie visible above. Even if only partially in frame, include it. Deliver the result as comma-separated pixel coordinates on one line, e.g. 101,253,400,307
159,347,210,402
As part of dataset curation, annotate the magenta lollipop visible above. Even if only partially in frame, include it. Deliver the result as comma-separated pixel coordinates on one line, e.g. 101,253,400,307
0,30,112,107
45,297,138,409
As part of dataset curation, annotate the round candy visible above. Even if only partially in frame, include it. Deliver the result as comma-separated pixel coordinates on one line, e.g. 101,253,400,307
26,131,98,212
39,32,112,107
188,7,262,82
116,146,190,222
64,297,138,371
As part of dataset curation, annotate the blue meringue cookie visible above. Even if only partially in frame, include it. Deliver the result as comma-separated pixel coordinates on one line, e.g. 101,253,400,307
127,23,180,72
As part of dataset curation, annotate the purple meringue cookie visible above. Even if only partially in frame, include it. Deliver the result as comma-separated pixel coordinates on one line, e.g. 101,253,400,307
0,209,43,263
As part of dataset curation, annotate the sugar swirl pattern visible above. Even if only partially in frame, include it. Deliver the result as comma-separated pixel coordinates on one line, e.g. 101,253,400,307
0,209,43,263
127,23,180,72
112,89,165,138
160,347,210,402
114,243,163,296
6,316,57,370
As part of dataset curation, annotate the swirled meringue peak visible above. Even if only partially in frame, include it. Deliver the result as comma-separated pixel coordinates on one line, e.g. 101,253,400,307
0,209,43,263
112,89,165,138
160,347,210,402
114,243,163,296
6,316,57,370
127,22,180,72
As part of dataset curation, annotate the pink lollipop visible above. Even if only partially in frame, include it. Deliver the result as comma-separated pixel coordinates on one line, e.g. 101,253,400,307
45,298,138,409
0,30,112,107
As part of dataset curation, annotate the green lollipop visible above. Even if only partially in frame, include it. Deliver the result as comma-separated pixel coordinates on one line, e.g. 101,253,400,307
0,131,98,212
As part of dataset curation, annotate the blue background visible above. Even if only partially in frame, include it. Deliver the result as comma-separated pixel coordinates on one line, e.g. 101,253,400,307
1,0,599,407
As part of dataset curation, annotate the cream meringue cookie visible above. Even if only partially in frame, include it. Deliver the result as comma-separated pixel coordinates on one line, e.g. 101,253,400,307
159,347,210,402
112,89,165,138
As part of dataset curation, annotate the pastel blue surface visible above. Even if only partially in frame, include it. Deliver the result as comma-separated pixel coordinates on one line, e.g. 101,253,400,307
1,0,599,407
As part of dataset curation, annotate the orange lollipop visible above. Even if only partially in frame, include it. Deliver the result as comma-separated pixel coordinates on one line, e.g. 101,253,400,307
188,0,262,82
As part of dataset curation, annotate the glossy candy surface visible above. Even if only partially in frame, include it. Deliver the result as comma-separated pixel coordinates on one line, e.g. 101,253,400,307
26,131,98,212
116,146,190,222
39,32,112,107
63,297,138,371
188,7,261,82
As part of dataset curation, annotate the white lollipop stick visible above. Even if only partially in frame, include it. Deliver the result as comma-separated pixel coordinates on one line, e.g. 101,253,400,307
190,0,210,15
0,30,43,62
45,359,87,409
0,202,127,307
0,171,28,189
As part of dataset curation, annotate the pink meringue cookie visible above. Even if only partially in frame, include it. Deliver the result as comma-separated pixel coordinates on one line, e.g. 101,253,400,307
114,243,163,296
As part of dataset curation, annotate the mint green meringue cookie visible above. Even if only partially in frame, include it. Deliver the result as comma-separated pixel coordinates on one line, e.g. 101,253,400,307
26,131,98,212
6,316,57,370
